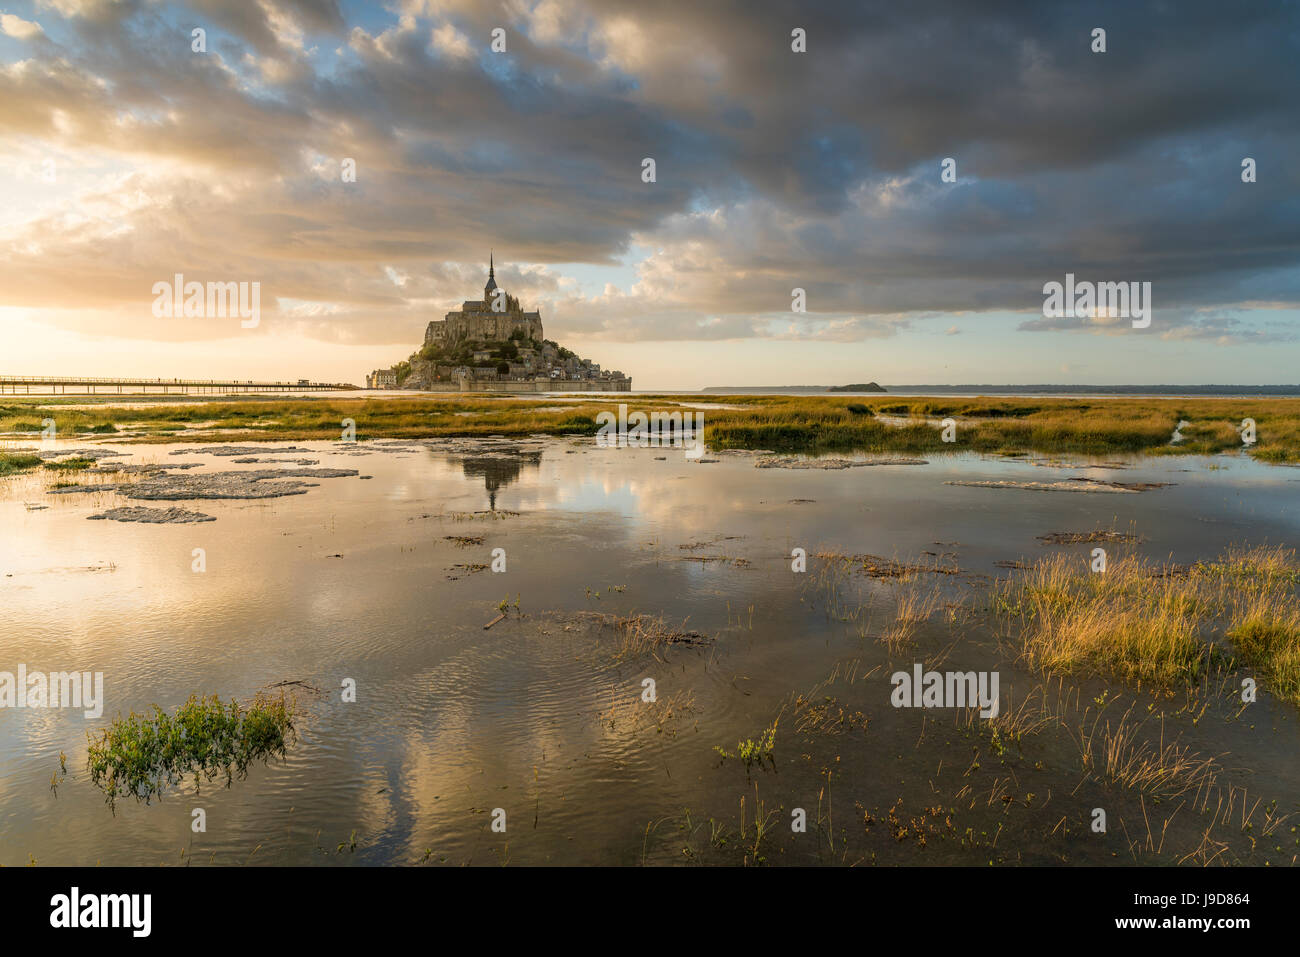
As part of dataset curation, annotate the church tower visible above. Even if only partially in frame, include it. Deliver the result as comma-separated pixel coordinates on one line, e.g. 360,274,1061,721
484,252,497,302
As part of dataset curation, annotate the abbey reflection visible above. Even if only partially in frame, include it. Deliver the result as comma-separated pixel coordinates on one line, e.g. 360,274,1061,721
456,451,541,509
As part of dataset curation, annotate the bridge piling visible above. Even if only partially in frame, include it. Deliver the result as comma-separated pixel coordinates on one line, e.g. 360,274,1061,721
0,375,357,396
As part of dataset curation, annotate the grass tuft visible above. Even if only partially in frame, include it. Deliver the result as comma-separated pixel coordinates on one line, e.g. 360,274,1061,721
0,452,41,477
998,546,1300,705
85,692,296,807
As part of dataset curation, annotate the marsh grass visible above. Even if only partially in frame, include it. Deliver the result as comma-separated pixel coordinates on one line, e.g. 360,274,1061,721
601,688,698,737
1074,704,1220,799
1226,590,1300,704
997,553,1212,685
998,546,1300,705
816,548,959,579
703,395,1300,461
792,695,869,735
42,457,96,472
4,394,1299,461
738,783,781,864
0,396,627,443
85,692,296,807
0,451,41,476
956,684,1055,753
595,613,711,661
880,585,943,651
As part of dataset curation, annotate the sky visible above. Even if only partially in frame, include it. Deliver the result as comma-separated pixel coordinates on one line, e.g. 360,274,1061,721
0,0,1298,390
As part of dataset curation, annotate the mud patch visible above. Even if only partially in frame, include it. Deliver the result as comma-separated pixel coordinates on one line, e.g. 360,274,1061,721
88,506,217,524
231,457,321,465
169,445,315,457
946,480,1140,494
94,462,204,474
1070,478,1174,492
48,467,358,500
33,448,129,462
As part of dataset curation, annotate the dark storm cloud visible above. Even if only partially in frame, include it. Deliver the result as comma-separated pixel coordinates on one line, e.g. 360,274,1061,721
0,0,1296,343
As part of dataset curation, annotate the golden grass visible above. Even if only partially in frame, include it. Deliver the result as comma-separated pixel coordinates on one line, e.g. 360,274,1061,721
571,612,711,662
1226,590,1300,705
956,683,1055,743
0,395,615,443
997,553,1209,684
880,585,942,652
701,395,1300,460
0,451,41,476
998,546,1300,705
4,394,1300,461
1075,704,1220,798
600,688,698,737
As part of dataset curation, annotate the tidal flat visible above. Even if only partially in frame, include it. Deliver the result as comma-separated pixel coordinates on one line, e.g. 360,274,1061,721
1,401,1299,866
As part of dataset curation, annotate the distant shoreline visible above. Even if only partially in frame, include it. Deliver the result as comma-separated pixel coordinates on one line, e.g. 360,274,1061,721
702,384,1300,397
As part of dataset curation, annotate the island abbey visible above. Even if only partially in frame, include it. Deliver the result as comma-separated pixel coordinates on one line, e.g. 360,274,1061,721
367,256,630,393
424,254,544,347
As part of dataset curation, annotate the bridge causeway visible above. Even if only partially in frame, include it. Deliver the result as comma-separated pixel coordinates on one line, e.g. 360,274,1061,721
0,375,359,395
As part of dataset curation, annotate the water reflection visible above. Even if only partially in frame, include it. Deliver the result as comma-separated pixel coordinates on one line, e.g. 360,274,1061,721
2,439,1299,865
454,452,541,509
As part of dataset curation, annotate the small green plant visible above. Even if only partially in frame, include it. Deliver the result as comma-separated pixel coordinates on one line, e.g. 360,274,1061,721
989,727,1008,757
50,749,68,795
84,692,296,807
714,719,779,773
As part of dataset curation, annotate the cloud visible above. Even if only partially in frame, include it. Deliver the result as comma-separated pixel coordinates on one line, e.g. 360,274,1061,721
1,13,44,38
430,22,471,59
35,0,125,19
1019,309,1300,345
0,0,1296,352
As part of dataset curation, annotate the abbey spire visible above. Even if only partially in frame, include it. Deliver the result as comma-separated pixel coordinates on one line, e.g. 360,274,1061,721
484,252,497,299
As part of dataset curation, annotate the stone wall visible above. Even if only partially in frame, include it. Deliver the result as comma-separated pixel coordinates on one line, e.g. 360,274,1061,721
412,377,631,393
426,308,543,346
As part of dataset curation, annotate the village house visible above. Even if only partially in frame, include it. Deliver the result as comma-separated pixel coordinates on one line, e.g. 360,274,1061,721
366,368,397,389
